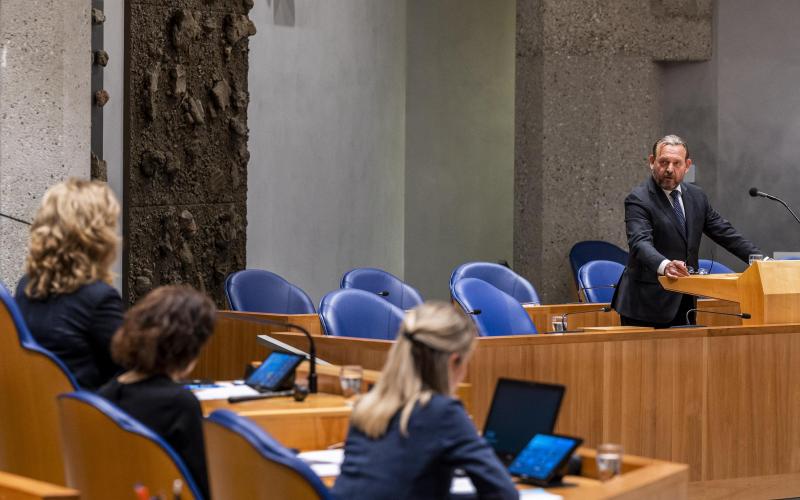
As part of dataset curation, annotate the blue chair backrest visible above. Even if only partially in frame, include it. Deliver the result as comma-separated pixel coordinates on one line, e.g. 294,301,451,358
569,241,628,286
777,256,800,260
205,410,331,499
449,262,540,304
225,269,316,314
340,268,423,310
319,289,404,340
0,281,79,387
698,259,734,274
57,391,203,499
577,260,625,303
0,281,78,484
451,278,537,336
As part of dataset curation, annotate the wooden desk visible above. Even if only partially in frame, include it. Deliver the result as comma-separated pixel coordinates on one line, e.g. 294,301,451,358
688,472,800,500
0,471,79,500
270,323,800,482
319,448,687,499
524,299,741,333
200,393,350,451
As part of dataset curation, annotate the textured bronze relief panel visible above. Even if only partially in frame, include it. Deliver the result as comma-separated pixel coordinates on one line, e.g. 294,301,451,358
126,0,255,305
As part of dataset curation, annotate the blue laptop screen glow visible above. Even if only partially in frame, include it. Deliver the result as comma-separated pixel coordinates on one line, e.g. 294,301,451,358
508,435,577,480
246,352,301,390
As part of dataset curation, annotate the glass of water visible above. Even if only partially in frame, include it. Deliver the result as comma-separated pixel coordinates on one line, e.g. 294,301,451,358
551,315,566,333
749,254,764,265
339,365,363,399
596,443,623,481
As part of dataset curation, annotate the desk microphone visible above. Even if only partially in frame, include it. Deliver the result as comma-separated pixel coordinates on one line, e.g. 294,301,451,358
561,306,611,331
464,308,481,315
0,212,31,226
685,308,751,326
217,312,318,393
749,187,800,225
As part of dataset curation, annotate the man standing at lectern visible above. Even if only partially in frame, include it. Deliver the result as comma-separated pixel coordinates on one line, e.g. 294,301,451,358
611,135,762,328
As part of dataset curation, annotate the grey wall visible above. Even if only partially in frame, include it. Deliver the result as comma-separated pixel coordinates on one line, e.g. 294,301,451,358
0,0,91,288
664,0,800,271
247,1,407,303
405,0,516,300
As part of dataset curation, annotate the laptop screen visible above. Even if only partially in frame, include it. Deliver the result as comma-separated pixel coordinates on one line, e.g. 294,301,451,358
482,378,566,464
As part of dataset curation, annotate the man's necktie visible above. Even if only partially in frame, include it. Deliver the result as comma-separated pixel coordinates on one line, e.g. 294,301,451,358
670,190,686,236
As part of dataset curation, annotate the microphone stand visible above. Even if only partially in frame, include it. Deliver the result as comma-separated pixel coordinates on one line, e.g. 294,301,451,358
750,188,800,225
685,308,751,326
217,311,318,393
562,306,611,331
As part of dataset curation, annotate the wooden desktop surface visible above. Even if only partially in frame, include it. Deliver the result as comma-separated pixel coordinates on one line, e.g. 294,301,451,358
200,393,351,451
267,322,800,482
195,299,741,380
318,448,688,499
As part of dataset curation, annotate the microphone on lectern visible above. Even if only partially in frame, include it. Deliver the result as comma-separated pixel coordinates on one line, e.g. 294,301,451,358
749,187,800,225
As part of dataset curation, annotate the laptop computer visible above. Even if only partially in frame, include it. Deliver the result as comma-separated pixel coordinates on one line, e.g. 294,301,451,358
482,378,566,465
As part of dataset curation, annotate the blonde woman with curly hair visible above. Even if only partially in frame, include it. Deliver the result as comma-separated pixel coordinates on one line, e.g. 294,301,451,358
15,178,124,390
333,302,517,500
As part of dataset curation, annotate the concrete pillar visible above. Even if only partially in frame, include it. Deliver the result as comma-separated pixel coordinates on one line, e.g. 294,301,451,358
514,0,712,303
0,0,91,289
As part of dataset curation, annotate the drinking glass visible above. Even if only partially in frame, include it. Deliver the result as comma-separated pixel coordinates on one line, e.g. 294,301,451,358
749,254,764,265
339,365,363,399
551,315,566,333
596,443,623,481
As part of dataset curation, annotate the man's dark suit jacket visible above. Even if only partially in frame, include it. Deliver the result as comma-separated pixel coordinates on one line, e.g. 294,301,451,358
611,176,760,324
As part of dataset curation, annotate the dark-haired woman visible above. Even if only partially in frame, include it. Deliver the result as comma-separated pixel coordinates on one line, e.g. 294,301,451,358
97,285,215,499
332,301,518,500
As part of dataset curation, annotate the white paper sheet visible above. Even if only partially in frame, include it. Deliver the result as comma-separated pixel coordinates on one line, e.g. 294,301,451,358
298,449,345,464
191,384,258,401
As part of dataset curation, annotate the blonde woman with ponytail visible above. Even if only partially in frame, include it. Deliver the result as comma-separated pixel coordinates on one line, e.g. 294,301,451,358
15,178,124,390
333,302,517,500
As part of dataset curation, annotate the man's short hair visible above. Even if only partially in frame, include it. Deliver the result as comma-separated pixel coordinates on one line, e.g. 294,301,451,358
652,134,690,159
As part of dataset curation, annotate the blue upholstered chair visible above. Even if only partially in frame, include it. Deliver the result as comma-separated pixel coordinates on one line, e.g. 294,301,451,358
203,409,332,500
0,281,78,485
319,289,404,340
698,259,735,274
225,269,316,314
449,262,540,304
776,256,800,260
451,278,537,336
340,267,423,310
577,260,625,303
57,391,204,500
569,241,628,291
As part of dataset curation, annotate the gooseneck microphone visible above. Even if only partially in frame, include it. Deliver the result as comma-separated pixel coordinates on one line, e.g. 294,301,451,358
217,312,318,393
685,308,751,326
0,212,31,226
749,187,800,225
562,306,612,331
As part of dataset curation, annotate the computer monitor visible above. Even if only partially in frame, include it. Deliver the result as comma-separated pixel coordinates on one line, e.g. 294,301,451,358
482,378,566,465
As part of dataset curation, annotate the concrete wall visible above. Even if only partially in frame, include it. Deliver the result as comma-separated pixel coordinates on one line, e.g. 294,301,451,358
247,0,407,303
663,0,800,271
405,0,516,300
515,0,713,304
0,0,91,289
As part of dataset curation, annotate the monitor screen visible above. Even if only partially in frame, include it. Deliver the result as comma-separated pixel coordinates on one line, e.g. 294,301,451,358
482,378,565,464
245,352,303,391
508,434,581,482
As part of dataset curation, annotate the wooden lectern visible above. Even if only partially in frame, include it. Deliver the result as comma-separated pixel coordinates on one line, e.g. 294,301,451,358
658,260,800,324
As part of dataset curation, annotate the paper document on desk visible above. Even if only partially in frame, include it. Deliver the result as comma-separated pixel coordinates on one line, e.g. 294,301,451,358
192,383,258,401
519,488,562,499
299,449,344,477
451,478,561,499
